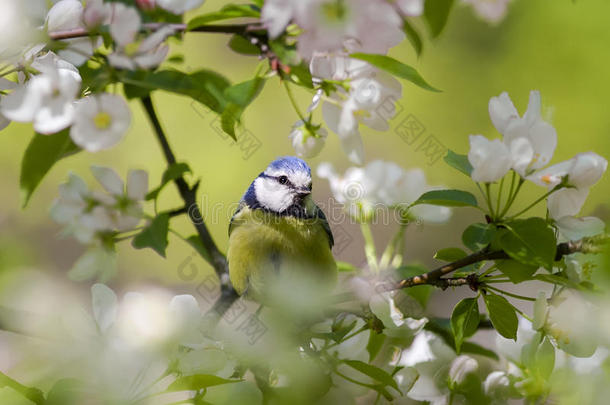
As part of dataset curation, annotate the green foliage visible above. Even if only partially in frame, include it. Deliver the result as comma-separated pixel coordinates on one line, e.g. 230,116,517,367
402,19,423,56
496,259,538,284
423,0,455,38
451,298,480,353
412,189,478,208
499,218,557,269
435,247,468,262
462,223,496,252
0,371,44,405
132,214,170,257
123,69,231,114
483,293,518,340
146,162,192,201
228,34,260,55
221,77,266,139
20,130,79,208
444,150,473,177
187,4,260,30
166,375,243,392
343,360,401,393
366,332,387,362
349,53,440,92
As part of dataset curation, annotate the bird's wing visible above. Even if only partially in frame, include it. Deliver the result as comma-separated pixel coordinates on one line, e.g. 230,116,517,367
313,205,334,249
228,200,247,237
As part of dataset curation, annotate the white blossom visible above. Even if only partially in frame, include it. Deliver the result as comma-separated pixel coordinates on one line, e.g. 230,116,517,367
554,216,605,241
312,54,402,164
289,120,327,158
157,0,205,15
47,0,99,66
468,134,512,183
0,0,45,64
527,152,607,222
317,160,451,222
448,355,478,386
70,93,131,152
0,52,81,134
483,371,510,397
262,0,404,58
462,0,513,24
489,90,557,176
399,330,456,404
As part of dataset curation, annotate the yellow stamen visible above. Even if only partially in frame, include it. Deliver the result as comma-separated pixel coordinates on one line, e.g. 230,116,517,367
93,112,112,130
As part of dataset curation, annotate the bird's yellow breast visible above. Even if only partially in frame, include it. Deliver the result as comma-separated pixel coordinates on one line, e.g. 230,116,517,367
228,207,336,297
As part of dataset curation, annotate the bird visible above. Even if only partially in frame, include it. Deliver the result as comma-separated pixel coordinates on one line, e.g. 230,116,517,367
227,156,337,302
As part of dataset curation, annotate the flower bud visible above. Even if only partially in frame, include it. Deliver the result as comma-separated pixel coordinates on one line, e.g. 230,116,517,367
566,152,607,189
449,355,478,386
289,121,327,158
483,371,510,396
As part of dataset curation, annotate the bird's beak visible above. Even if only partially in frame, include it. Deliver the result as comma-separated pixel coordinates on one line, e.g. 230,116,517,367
295,187,311,196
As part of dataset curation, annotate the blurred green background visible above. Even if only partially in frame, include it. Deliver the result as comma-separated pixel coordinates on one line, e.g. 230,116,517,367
0,0,608,312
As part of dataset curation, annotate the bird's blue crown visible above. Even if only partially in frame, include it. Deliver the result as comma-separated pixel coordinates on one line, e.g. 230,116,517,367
266,156,311,176
242,156,312,211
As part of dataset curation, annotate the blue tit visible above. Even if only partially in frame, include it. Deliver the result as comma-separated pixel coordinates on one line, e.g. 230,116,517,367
227,156,336,300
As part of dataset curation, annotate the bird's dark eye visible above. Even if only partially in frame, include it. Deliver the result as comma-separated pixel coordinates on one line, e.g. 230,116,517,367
278,175,288,185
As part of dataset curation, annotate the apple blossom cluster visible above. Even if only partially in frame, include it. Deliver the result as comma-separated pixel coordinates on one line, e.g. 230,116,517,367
0,0,187,150
468,90,607,239
51,166,148,245
317,159,451,223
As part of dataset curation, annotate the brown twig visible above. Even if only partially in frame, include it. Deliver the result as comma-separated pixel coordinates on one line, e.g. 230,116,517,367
385,238,602,291
48,23,253,41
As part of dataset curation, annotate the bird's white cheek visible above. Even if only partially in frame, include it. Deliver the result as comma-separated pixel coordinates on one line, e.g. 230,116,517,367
255,178,294,212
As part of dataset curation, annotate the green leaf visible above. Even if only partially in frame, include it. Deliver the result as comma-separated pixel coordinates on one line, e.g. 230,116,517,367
461,342,499,360
220,103,242,141
289,62,314,88
402,19,423,56
228,34,260,55
146,162,191,201
367,332,387,362
435,247,467,262
132,214,170,257
412,189,478,208
221,77,266,138
349,53,440,92
343,360,400,392
423,0,454,38
185,235,212,264
500,218,557,269
483,293,518,340
0,371,44,405
187,4,260,30
20,130,80,207
535,337,555,379
462,223,496,252
123,69,231,113
167,375,242,392
45,379,89,405
532,273,575,287
337,261,357,272
444,150,473,176
496,259,538,284
451,298,480,353
424,318,499,360
225,77,266,108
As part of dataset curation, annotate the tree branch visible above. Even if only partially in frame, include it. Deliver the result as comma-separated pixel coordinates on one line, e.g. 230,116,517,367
140,96,229,278
49,23,253,41
385,237,604,291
